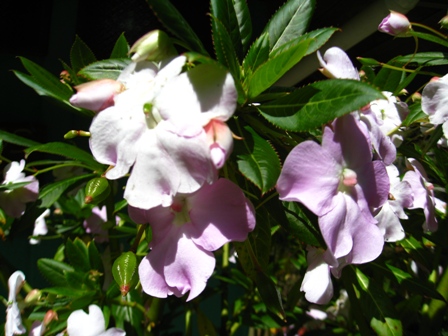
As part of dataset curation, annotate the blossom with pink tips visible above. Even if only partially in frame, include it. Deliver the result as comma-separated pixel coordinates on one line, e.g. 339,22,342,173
129,178,255,301
70,79,124,113
378,11,411,37
277,114,388,267
0,160,39,218
317,47,360,80
89,56,237,210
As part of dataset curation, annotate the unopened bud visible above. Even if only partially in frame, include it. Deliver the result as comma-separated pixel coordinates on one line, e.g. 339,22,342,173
85,177,111,205
63,130,91,139
112,251,139,296
24,289,42,304
411,92,422,102
378,11,411,37
43,310,58,326
130,30,177,62
439,14,448,29
70,79,124,113
204,120,233,169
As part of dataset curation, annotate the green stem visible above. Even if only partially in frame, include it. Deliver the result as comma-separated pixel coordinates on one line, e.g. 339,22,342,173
112,297,148,317
411,22,448,40
130,224,148,253
255,191,279,210
185,308,192,336
105,184,120,261
379,63,441,77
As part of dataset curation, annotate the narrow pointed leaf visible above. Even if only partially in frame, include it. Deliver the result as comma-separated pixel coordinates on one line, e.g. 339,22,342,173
234,125,281,194
70,35,97,72
233,0,252,54
110,32,130,58
0,129,41,147
408,31,448,48
263,0,315,51
25,142,104,171
247,38,310,98
393,52,448,67
66,238,91,272
78,58,131,80
243,32,270,74
258,79,385,131
37,258,74,287
146,0,209,56
297,27,339,56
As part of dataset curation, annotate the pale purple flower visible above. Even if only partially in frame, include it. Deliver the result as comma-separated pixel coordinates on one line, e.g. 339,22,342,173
29,321,45,336
317,47,360,80
375,164,413,242
30,209,50,245
130,178,255,301
83,206,119,243
0,160,39,218
403,158,445,232
69,79,124,113
5,271,26,336
89,56,237,210
378,11,412,36
66,304,125,336
277,114,388,265
422,74,448,139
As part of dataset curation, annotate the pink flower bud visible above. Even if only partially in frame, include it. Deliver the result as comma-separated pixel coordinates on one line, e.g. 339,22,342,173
69,79,124,112
204,120,233,169
378,11,411,37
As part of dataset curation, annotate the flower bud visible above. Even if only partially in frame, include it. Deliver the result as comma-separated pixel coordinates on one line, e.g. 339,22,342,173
43,310,58,326
63,130,91,139
130,30,177,62
69,79,124,113
112,251,139,296
24,289,42,304
84,177,111,205
204,120,233,169
378,11,411,37
440,14,448,30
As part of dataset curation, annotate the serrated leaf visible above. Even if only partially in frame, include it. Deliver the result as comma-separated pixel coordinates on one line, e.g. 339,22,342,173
235,125,281,194
350,266,403,336
146,0,209,56
282,201,322,246
246,38,310,99
263,0,315,51
78,59,131,81
25,142,104,171
38,174,96,208
37,258,74,287
70,35,97,72
298,27,339,56
258,79,385,131
233,0,252,54
251,206,272,270
66,238,91,272
110,33,130,58
243,32,270,74
393,52,448,67
0,130,40,148
14,57,73,101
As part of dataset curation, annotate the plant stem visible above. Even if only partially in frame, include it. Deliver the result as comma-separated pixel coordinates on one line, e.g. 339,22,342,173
411,22,448,40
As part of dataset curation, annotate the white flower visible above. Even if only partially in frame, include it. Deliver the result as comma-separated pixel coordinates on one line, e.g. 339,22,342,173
5,271,26,336
29,209,50,245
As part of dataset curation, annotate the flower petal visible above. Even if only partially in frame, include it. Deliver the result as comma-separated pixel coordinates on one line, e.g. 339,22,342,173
66,305,106,336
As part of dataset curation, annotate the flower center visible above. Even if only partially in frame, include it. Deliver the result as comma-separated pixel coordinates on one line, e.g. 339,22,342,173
341,168,358,187
143,103,162,129
170,197,191,226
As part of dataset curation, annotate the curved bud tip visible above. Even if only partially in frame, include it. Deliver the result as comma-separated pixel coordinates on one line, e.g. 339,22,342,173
130,30,177,62
70,79,124,113
378,11,411,37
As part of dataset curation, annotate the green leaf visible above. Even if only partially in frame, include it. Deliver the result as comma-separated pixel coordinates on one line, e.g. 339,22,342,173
0,129,40,147
88,241,104,272
38,173,96,208
146,0,209,56
70,35,97,72
232,0,252,54
409,31,448,48
282,201,322,246
402,103,427,126
42,287,95,297
246,38,310,98
263,0,315,51
110,33,130,58
375,263,446,302
258,79,385,131
393,52,448,67
251,206,272,270
399,235,434,271
0,181,33,192
78,58,131,81
234,125,281,194
243,32,270,74
37,258,74,287
25,142,104,171
349,266,403,336
298,27,339,56
66,238,91,272
14,57,73,101
197,308,218,336
373,62,405,92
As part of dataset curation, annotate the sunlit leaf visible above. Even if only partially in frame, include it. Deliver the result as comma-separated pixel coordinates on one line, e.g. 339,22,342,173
110,32,130,58
70,35,97,72
78,59,131,81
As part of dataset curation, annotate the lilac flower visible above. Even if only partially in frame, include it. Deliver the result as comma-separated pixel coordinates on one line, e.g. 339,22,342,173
89,56,237,210
0,160,39,218
129,178,255,301
422,74,448,139
83,206,119,243
378,11,412,37
403,158,445,232
277,114,388,265
317,47,360,80
66,304,125,336
5,271,26,336
374,164,413,242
